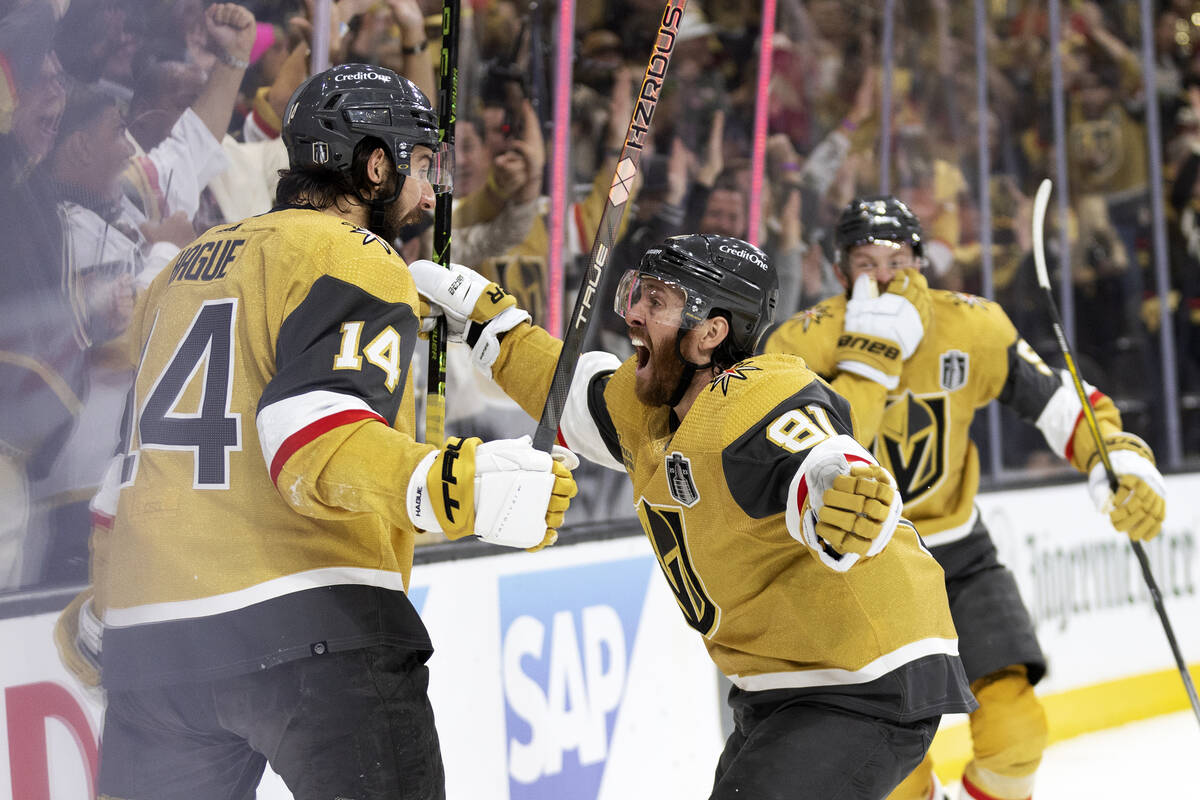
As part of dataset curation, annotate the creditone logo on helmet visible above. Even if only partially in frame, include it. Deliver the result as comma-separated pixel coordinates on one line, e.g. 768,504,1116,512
865,214,902,229
334,70,394,83
717,244,767,270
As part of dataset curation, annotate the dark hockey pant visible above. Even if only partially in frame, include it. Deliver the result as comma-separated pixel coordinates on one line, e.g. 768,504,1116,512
98,644,445,800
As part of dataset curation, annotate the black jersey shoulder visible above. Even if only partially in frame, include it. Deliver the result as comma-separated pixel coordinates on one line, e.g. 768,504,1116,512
721,377,855,519
260,275,418,425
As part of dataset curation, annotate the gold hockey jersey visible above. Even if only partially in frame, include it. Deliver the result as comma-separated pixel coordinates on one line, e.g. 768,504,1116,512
492,327,975,722
97,207,436,690
765,290,1123,545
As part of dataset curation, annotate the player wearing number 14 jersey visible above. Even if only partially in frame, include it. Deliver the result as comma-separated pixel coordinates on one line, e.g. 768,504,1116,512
411,234,976,799
54,64,577,800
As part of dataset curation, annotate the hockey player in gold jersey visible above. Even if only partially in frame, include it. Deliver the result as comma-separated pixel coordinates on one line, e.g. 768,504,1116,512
764,196,1168,800
411,233,976,799
55,64,577,800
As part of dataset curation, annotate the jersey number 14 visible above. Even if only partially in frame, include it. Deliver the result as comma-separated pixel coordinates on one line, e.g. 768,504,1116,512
119,299,243,489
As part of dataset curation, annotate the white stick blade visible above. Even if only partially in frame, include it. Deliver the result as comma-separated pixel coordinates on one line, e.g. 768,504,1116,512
1032,178,1053,290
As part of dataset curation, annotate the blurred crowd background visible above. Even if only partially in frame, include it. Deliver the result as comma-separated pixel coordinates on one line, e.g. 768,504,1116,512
2,0,1197,594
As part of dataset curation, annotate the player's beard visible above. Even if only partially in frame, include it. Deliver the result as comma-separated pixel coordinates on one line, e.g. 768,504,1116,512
633,330,686,407
377,196,427,244
371,178,427,244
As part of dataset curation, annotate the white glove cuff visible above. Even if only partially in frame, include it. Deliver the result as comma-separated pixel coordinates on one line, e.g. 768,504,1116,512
836,359,900,390
78,597,103,665
551,444,581,471
470,306,531,377
1087,449,1166,513
406,450,443,532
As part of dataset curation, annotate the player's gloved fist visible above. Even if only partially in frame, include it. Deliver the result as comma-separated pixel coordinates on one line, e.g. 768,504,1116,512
409,260,531,377
815,463,898,556
53,589,103,688
406,435,578,550
790,446,904,572
836,270,928,389
1086,432,1166,541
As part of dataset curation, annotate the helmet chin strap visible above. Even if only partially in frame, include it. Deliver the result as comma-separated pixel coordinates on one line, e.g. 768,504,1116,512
368,174,405,238
666,328,713,408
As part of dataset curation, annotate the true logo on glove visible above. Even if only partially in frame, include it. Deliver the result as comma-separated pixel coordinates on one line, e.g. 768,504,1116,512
441,438,465,523
836,334,900,361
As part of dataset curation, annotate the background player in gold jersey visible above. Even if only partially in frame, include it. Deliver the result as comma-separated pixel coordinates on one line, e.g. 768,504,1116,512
764,196,1167,800
54,64,576,800
411,233,976,799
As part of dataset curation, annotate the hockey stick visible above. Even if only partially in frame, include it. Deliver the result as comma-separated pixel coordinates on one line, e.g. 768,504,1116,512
1032,178,1200,726
532,0,688,451
424,0,461,447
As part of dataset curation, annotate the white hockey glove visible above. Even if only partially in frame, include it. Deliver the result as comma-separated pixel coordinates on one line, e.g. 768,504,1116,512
407,435,579,551
409,260,531,377
836,269,930,389
787,440,902,572
1086,432,1166,541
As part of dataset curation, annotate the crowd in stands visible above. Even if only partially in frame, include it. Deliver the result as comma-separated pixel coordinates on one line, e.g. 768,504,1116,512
1,0,1196,592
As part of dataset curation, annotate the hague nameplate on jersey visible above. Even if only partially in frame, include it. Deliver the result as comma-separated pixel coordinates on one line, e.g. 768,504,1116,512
666,451,700,507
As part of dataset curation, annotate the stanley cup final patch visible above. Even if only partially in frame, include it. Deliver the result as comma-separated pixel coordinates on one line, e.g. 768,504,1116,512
939,350,969,392
666,451,700,507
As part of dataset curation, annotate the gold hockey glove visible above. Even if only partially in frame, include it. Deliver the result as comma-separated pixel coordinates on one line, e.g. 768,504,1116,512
815,463,898,556
1086,432,1166,541
406,435,578,550
787,443,904,572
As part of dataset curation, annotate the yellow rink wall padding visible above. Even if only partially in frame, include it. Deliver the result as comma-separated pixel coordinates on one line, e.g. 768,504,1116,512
931,664,1200,783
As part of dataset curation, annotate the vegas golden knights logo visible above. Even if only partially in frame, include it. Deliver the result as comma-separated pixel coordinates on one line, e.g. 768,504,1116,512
873,391,947,504
638,500,719,637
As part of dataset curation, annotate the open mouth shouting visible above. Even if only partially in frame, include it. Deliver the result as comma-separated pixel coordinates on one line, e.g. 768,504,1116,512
630,332,650,372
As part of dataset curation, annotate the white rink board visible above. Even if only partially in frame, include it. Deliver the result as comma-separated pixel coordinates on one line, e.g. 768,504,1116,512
1,473,1196,799
976,472,1200,695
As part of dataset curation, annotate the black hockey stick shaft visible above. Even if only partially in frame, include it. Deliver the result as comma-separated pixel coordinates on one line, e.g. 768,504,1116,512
425,0,461,447
1032,179,1200,727
532,0,688,452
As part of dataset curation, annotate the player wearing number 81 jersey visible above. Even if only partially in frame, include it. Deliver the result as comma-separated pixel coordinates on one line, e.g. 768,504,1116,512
411,233,976,799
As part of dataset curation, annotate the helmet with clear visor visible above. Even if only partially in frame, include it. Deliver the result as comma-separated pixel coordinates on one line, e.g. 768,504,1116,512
282,63,452,194
614,270,713,329
613,234,777,358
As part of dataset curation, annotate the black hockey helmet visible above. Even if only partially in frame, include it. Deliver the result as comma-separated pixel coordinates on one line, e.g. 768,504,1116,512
835,195,924,263
615,234,779,357
282,63,451,193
